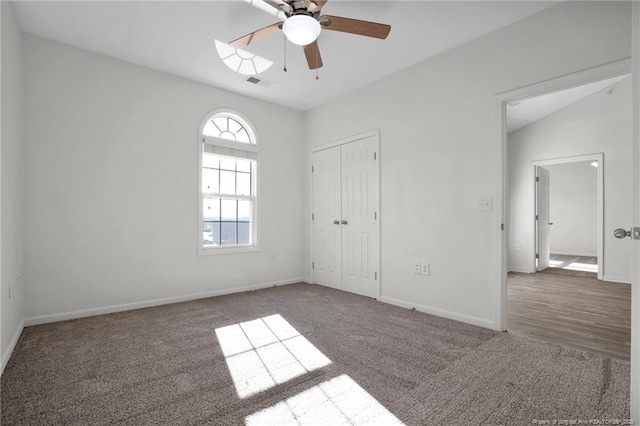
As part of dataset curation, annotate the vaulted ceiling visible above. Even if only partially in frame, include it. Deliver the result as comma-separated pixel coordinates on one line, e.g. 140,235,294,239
15,1,559,111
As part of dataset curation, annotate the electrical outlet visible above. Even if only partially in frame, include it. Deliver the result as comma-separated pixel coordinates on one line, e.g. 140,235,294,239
268,251,276,261
515,243,521,251
414,262,421,274
421,263,430,276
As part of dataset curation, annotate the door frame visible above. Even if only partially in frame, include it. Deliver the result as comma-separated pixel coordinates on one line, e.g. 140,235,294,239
531,154,604,280
309,129,381,299
494,57,631,332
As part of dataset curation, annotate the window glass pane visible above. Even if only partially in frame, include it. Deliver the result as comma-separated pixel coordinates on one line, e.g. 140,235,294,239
202,154,219,169
228,117,242,135
204,222,221,246
212,117,227,134
220,157,236,171
221,199,237,221
236,128,251,143
238,222,251,245
237,173,251,196
202,168,219,194
221,222,237,245
238,200,251,222
202,121,221,138
203,198,221,221
220,170,236,195
236,158,252,173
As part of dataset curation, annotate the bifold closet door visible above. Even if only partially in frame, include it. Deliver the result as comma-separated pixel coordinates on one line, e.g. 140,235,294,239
312,146,342,289
312,135,379,299
340,136,379,298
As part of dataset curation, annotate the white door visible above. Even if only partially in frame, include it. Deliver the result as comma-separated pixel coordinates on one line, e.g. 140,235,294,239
312,147,342,289
536,166,551,271
341,137,379,298
312,134,379,298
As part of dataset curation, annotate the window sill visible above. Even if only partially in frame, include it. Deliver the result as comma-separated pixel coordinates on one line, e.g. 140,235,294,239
198,245,259,256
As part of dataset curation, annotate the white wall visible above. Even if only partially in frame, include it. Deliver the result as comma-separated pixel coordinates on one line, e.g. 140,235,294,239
1,0,25,372
22,35,306,323
509,77,632,282
303,1,632,328
545,161,598,257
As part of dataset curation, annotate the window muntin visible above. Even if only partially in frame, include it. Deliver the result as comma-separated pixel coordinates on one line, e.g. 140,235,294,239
202,154,254,246
200,112,257,252
202,114,255,144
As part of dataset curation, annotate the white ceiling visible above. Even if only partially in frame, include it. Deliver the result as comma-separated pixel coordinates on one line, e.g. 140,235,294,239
14,1,558,111
506,74,631,134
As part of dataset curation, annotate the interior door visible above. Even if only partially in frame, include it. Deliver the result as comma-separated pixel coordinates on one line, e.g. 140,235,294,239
312,147,342,289
341,136,379,298
536,166,551,271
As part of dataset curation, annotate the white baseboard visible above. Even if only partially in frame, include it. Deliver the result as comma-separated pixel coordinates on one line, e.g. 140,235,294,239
508,266,534,273
378,296,494,330
1,320,24,376
24,278,306,327
602,275,632,284
550,251,597,257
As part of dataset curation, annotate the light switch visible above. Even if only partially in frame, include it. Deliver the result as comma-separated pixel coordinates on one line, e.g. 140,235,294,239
478,197,493,211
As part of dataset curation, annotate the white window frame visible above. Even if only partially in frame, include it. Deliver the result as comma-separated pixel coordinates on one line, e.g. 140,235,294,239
198,110,259,255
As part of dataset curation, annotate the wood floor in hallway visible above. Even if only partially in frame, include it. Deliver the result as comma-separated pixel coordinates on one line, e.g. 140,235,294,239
507,271,631,360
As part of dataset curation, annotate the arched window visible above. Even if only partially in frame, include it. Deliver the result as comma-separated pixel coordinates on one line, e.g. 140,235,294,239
199,111,258,253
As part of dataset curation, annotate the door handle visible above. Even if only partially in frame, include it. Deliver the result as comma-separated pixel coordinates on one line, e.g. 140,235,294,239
333,220,340,225
614,228,631,239
341,220,348,225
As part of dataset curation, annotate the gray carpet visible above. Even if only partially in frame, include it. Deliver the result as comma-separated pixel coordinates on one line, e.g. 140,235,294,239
1,283,630,425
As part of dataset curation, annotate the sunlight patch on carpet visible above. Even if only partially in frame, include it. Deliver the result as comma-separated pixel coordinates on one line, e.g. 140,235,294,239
215,314,332,398
245,374,404,426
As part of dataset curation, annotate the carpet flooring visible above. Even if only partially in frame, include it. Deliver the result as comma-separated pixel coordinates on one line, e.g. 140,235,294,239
1,283,630,425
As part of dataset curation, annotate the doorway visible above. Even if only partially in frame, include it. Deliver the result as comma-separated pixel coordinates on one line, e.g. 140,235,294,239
533,155,604,280
499,65,633,360
311,130,380,299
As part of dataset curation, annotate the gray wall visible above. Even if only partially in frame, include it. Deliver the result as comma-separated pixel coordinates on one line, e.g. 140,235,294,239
1,1,25,371
22,35,307,322
304,1,632,326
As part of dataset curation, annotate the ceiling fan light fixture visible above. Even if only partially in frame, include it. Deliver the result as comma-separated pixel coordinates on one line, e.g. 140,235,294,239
283,15,321,46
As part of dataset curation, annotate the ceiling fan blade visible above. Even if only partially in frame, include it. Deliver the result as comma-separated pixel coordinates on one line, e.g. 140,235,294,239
304,41,323,70
229,22,282,48
320,15,391,39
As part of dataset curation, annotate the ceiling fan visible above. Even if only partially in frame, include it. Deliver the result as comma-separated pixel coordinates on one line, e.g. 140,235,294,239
229,0,391,70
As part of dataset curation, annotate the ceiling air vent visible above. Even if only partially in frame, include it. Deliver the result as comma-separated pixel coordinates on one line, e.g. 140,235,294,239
245,76,273,88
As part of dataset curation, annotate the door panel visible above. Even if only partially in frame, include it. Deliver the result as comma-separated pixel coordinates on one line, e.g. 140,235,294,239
312,147,342,289
341,136,379,298
536,166,551,271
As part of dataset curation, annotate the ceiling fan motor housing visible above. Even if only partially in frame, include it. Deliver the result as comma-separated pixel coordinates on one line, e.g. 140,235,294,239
285,0,321,19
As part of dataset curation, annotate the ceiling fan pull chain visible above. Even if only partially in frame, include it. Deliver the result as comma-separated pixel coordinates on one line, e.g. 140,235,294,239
283,33,288,72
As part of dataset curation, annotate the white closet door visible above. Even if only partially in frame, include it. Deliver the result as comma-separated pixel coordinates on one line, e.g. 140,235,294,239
536,166,551,271
341,136,379,298
312,146,342,289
